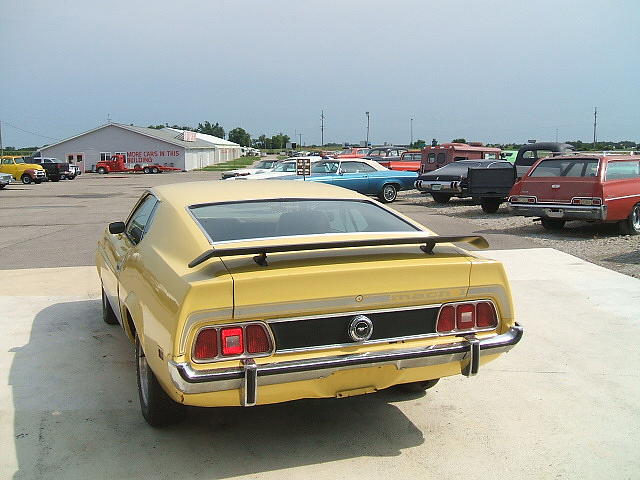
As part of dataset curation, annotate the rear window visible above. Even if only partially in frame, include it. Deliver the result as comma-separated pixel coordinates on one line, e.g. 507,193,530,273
529,158,599,178
190,199,419,243
605,161,640,181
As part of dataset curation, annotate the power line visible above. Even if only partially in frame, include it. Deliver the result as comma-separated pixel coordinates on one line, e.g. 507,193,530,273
1,121,62,141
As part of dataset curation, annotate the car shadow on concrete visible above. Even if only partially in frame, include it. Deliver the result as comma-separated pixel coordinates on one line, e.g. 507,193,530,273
10,300,425,479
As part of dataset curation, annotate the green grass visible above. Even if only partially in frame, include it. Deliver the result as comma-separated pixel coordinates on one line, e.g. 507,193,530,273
199,156,259,171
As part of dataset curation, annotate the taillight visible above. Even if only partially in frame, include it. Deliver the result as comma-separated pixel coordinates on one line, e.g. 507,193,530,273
572,197,602,206
456,304,475,329
192,323,273,362
476,302,498,327
221,327,244,355
436,301,498,333
193,328,218,360
246,324,271,354
436,305,455,332
509,195,536,203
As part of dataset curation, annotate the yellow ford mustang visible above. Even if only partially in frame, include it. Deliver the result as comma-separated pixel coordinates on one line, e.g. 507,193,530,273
96,180,522,426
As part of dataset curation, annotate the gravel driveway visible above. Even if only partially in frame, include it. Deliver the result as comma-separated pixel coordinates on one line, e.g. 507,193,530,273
397,191,640,279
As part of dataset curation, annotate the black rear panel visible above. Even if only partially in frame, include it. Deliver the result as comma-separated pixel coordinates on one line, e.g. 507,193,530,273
269,307,439,351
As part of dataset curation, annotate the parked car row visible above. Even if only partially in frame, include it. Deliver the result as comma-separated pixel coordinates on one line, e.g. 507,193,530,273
0,155,79,187
415,144,640,234
225,142,640,235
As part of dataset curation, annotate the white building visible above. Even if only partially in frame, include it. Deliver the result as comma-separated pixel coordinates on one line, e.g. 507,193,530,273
36,123,242,172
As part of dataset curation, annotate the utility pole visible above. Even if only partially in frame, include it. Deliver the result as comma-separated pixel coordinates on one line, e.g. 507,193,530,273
0,120,3,157
365,111,370,146
320,110,325,147
593,107,598,149
298,132,303,147
555,128,559,143
410,118,414,147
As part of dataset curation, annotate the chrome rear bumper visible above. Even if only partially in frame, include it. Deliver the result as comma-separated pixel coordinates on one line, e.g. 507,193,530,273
168,324,523,406
507,202,606,220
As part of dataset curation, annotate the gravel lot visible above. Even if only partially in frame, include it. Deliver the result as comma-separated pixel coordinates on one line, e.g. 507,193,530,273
397,190,640,278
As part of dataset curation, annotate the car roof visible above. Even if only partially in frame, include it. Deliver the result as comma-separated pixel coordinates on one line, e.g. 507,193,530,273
152,180,367,207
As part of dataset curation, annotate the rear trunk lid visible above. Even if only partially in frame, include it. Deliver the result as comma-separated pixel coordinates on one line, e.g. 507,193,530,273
218,240,474,321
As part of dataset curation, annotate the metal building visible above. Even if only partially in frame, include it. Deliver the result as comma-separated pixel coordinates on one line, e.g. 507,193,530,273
36,123,242,172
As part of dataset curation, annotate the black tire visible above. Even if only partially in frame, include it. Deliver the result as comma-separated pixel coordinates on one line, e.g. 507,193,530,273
34,179,42,184
541,218,566,231
431,192,451,204
102,289,119,325
69,174,77,180
619,203,640,235
378,184,398,203
480,199,501,214
151,167,160,174
21,174,32,185
50,176,60,182
97,167,108,174
0,184,5,189
395,378,440,393
143,167,151,174
136,335,185,427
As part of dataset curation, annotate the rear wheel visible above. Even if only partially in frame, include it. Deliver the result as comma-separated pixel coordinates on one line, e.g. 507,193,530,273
143,166,151,174
619,203,640,235
136,335,185,427
480,199,501,213
97,167,108,174
101,289,119,325
378,184,398,203
395,378,440,393
21,174,32,185
431,193,451,204
151,167,160,174
541,218,566,231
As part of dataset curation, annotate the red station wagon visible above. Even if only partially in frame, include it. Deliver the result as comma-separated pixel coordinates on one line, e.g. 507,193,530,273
507,154,640,234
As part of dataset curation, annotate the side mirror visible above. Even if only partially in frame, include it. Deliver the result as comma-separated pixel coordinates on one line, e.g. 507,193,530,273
108,222,126,234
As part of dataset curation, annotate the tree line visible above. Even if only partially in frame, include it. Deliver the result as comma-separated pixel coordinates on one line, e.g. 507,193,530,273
146,121,291,149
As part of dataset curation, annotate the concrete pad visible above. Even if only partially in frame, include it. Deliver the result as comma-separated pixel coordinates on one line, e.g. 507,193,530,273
0,249,639,479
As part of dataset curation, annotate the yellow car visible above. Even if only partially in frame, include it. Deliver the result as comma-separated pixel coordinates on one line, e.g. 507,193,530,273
96,180,522,426
0,156,47,184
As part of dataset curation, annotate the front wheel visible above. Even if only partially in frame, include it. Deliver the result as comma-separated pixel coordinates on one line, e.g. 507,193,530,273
395,378,440,393
431,192,451,204
480,199,501,213
378,184,398,203
143,166,151,174
151,167,160,174
541,218,566,231
97,167,108,174
21,174,32,185
136,336,185,427
619,203,640,235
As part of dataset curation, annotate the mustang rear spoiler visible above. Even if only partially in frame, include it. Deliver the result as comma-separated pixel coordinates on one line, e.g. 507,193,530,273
188,235,489,268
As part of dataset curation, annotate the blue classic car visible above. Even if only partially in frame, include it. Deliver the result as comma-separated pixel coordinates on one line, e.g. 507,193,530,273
278,159,417,202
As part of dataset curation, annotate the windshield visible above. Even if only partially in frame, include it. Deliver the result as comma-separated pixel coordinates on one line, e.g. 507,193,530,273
530,158,599,177
273,162,297,172
189,199,419,242
256,160,276,169
311,161,340,174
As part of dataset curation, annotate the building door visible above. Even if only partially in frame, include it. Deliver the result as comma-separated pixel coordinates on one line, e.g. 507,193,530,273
66,153,86,173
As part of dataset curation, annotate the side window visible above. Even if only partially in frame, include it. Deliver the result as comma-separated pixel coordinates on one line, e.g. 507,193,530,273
428,153,436,163
454,156,468,162
126,195,159,245
436,153,445,164
606,161,640,180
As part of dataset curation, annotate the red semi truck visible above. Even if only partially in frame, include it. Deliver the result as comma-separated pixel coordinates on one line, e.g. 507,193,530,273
95,154,181,174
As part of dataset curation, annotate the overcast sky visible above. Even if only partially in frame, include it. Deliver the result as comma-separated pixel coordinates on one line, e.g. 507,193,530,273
1,0,639,147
